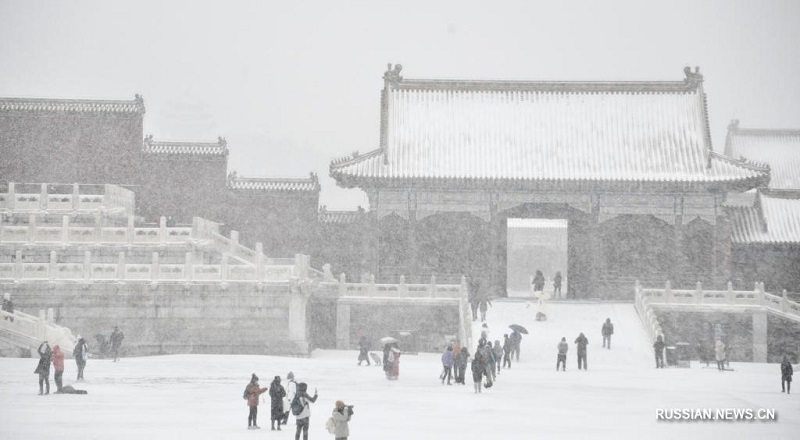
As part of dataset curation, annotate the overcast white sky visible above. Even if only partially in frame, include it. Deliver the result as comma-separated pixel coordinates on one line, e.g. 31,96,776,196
1,0,799,210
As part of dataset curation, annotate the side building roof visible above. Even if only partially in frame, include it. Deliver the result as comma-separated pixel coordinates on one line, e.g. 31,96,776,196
728,190,800,245
0,95,145,114
724,121,800,190
331,66,767,189
143,135,229,157
227,172,320,193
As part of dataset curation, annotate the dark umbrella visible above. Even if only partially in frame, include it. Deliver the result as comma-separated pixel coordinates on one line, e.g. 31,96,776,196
509,324,529,334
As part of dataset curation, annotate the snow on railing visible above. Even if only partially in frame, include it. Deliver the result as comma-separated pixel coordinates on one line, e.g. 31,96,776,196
636,280,800,322
634,280,664,344
0,307,77,356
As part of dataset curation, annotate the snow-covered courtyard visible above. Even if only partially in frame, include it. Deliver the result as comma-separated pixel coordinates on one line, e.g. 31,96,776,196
1,301,797,440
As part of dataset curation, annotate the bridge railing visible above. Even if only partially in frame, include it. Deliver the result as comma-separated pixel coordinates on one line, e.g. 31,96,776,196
0,182,134,216
0,307,77,356
636,280,800,322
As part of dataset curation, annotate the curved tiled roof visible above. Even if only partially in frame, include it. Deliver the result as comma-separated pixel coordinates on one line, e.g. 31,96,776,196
0,96,145,114
227,174,320,192
143,137,228,157
331,67,767,188
729,190,800,244
725,123,800,190
318,208,364,224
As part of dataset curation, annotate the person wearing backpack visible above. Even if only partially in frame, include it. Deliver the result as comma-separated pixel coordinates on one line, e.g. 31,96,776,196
292,382,318,440
601,318,614,349
328,400,353,439
244,373,268,430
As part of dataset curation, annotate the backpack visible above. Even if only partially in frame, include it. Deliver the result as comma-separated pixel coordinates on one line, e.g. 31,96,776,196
290,394,305,415
242,386,249,400
325,416,336,434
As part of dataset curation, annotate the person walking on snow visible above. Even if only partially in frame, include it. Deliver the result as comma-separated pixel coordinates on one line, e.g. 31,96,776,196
781,356,793,394
245,373,268,429
575,332,589,370
455,346,470,385
715,339,726,371
34,341,52,395
502,334,512,369
471,343,487,393
73,337,88,380
282,371,297,425
357,336,370,366
653,335,665,368
110,326,124,362
440,345,454,385
509,329,522,362
293,382,318,440
51,345,65,393
557,337,568,371
269,375,286,430
493,340,503,375
602,318,614,349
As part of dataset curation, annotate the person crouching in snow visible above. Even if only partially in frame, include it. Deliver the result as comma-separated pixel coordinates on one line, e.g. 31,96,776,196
245,374,268,429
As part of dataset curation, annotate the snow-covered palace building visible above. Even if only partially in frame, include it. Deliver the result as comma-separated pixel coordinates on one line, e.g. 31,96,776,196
331,65,783,300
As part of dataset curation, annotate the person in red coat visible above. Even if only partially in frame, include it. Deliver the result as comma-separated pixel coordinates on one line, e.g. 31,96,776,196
51,345,65,393
245,374,268,429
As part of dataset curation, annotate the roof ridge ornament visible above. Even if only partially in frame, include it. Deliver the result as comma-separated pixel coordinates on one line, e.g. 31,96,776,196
683,66,703,87
383,63,403,86
728,119,740,131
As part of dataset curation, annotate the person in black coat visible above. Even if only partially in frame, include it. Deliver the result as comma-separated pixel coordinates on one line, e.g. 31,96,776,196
33,341,52,395
781,356,793,394
653,335,666,368
553,272,563,299
601,318,614,349
73,337,88,380
532,270,545,292
574,333,588,370
110,326,124,362
269,376,286,430
471,345,486,394
357,336,370,366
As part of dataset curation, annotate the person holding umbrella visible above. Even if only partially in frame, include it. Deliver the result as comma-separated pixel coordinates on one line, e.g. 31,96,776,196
508,324,527,362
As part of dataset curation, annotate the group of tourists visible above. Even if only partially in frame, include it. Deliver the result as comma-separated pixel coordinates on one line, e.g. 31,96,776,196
438,326,523,393
243,371,353,439
531,270,564,299
32,327,111,394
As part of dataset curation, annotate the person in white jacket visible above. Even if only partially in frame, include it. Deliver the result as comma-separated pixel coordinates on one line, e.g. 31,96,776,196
330,400,353,440
282,371,297,425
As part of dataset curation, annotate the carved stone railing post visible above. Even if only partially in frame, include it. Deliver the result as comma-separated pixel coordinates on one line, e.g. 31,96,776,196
79,251,89,281
399,274,407,296
755,282,765,306
727,281,735,304
159,216,167,243
94,212,102,243
184,252,193,281
49,251,57,280
229,230,239,255
781,290,789,313
338,273,346,296
664,280,673,303
255,242,265,280
695,281,703,304
117,252,126,280
8,182,16,210
368,274,376,296
61,215,69,243
429,275,437,297
40,183,47,211
151,252,160,282
71,183,80,211
28,214,36,243
220,253,229,281
126,216,135,243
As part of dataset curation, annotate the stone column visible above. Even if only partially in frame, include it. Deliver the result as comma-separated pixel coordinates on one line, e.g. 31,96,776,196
288,282,310,352
672,215,684,286
752,309,768,362
488,194,499,296
588,195,601,299
407,210,418,280
335,301,351,349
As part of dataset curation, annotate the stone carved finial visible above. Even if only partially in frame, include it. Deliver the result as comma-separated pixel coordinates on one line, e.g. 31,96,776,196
227,170,238,185
134,94,144,104
683,66,703,86
728,119,740,131
352,150,359,159
144,134,154,145
309,172,319,183
217,136,227,149
383,63,403,85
